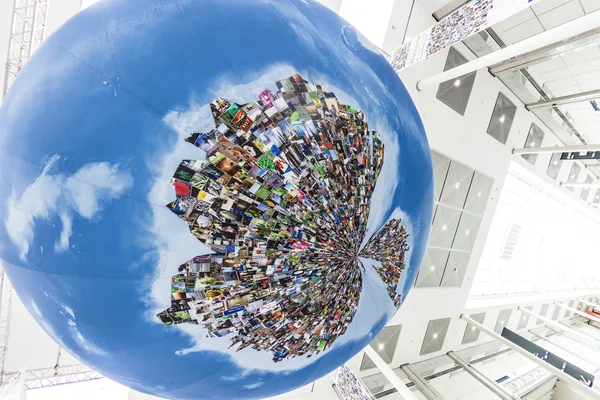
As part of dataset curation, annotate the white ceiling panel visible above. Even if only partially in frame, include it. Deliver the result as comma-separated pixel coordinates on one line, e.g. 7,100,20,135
546,85,581,98
536,1,584,30
528,57,567,75
573,71,600,84
578,80,600,91
559,102,592,111
580,0,600,13
499,19,544,45
568,58,600,75
533,67,572,83
561,46,600,67
531,0,573,15
561,107,596,117
545,76,578,91
494,7,536,33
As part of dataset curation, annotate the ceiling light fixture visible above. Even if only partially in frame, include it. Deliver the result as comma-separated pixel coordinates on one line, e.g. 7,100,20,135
499,115,506,124
454,79,461,87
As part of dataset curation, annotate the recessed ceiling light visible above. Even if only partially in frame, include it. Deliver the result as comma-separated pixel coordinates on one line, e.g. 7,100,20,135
465,229,470,236
432,333,438,339
471,326,476,331
430,265,436,272
378,343,385,351
530,142,536,147
455,182,461,189
442,224,448,231
454,79,461,87
499,115,506,124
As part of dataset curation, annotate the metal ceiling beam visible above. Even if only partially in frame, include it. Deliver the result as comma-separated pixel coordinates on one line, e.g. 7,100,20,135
518,306,600,350
554,302,600,325
489,28,600,76
400,364,443,400
579,299,600,309
525,89,600,110
363,346,420,400
460,314,600,399
416,9,600,91
447,352,518,400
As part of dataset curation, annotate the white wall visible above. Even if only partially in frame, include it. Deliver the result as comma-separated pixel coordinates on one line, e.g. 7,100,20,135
316,0,343,13
338,0,396,48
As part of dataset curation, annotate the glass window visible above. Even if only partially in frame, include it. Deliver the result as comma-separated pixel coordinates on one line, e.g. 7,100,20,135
546,152,562,180
581,175,593,201
522,124,545,165
565,163,581,192
487,93,517,144
436,47,476,116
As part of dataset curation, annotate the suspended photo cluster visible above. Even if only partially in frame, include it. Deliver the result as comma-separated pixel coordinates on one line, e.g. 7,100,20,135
157,74,409,362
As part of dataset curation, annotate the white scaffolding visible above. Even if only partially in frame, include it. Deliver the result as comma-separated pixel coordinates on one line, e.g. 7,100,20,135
0,268,13,386
3,365,102,390
2,0,50,99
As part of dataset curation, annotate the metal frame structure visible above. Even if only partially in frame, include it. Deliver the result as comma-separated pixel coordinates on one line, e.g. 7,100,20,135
2,0,50,99
0,268,13,386
1,365,102,390
446,351,518,400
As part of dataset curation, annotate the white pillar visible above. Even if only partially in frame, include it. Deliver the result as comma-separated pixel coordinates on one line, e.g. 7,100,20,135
554,302,600,325
416,9,600,91
461,314,600,398
363,346,420,400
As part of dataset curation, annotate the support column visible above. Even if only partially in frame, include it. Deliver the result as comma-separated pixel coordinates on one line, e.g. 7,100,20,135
517,307,600,350
446,352,518,400
400,364,443,400
363,346,420,400
555,302,600,325
460,314,600,399
416,9,600,91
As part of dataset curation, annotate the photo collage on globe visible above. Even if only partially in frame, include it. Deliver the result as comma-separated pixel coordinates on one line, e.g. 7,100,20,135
157,73,410,362
391,0,493,70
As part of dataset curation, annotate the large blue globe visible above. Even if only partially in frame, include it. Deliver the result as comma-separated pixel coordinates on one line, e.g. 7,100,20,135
0,1,433,399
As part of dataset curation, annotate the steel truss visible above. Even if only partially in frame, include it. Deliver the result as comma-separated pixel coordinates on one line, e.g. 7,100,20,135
0,267,13,385
2,365,103,390
2,0,50,98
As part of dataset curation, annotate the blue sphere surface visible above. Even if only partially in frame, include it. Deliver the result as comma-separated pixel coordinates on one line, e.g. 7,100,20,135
0,1,433,399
